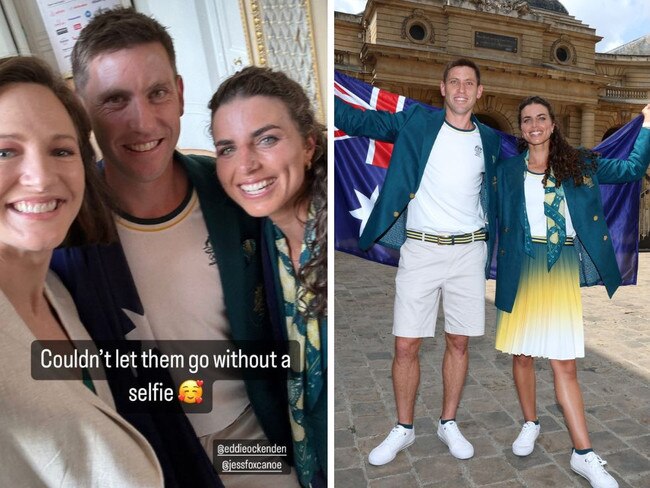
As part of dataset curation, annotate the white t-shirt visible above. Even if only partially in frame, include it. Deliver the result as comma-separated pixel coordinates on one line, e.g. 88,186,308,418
116,189,250,437
524,170,576,238
407,121,485,234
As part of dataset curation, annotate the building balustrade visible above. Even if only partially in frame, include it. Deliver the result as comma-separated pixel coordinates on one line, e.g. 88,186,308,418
604,88,649,100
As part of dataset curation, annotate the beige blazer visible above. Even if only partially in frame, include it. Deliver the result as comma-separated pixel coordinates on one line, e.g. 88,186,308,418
0,271,164,487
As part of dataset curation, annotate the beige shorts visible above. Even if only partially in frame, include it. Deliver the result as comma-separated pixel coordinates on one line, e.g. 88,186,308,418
393,238,487,338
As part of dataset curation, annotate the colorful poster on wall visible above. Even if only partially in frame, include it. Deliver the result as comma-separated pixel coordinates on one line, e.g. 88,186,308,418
37,0,126,77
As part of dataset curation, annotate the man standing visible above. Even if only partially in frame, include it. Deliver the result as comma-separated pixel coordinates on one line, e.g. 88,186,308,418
335,58,501,465
51,7,297,487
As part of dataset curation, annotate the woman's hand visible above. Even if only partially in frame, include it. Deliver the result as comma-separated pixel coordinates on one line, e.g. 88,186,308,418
642,103,650,127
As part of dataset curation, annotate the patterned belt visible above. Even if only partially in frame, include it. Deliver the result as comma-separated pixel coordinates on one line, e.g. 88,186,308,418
531,236,575,246
406,229,488,245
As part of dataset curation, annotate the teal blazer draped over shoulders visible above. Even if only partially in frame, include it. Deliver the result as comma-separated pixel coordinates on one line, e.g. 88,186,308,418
494,128,650,313
335,97,502,276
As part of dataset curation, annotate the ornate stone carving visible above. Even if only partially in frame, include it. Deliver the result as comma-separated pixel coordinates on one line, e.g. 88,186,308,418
470,0,531,16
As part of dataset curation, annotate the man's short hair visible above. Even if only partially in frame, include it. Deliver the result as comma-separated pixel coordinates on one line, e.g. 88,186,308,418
71,7,177,91
442,58,481,85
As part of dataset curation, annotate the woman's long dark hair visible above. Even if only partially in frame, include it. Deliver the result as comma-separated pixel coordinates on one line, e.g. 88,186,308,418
209,66,327,319
517,96,598,186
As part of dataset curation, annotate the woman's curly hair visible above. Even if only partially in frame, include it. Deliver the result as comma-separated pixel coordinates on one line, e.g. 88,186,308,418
517,96,598,186
208,66,327,320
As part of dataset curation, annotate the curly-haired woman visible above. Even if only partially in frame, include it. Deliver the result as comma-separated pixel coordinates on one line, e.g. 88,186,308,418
495,95,650,488
209,66,327,488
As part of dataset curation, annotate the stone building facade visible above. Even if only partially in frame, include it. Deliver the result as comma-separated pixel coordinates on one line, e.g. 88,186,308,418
335,0,650,242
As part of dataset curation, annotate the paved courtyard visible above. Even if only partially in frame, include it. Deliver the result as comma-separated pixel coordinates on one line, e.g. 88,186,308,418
335,251,650,487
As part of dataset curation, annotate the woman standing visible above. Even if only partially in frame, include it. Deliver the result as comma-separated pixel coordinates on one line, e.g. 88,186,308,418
0,56,163,486
495,95,650,488
209,66,327,487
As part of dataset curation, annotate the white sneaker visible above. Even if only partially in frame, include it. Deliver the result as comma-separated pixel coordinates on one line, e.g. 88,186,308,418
368,425,415,466
570,451,619,488
512,421,540,456
437,420,474,459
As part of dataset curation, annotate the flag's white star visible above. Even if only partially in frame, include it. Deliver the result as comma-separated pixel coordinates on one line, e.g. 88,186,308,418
350,186,379,236
123,309,153,341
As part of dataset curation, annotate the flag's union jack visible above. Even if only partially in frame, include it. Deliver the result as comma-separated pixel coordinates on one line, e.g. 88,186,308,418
334,76,409,169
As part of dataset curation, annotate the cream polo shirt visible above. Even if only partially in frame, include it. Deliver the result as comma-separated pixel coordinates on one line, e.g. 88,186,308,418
116,189,250,437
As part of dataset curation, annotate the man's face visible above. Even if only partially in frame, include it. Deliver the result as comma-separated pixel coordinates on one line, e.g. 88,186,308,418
440,66,483,118
78,42,184,186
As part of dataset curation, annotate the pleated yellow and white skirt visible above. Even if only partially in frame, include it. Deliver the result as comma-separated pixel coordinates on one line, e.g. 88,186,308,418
495,240,584,360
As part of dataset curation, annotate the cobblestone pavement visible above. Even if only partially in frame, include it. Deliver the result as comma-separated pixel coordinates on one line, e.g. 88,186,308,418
335,251,650,487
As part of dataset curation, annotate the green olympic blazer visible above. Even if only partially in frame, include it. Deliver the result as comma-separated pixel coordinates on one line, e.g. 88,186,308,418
335,97,502,276
495,128,650,313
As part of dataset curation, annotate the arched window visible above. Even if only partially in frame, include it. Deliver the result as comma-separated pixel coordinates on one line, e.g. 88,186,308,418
475,113,512,134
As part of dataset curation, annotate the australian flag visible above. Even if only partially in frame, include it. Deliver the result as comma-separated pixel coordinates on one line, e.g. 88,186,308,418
334,70,644,285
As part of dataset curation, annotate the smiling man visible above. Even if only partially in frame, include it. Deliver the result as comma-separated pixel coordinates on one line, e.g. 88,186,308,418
50,7,297,488
78,41,185,216
335,58,501,465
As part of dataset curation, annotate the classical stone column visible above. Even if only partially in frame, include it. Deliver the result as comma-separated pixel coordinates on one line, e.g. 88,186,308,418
581,105,596,148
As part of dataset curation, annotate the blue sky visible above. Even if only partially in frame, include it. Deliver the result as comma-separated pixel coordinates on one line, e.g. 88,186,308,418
334,0,650,52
